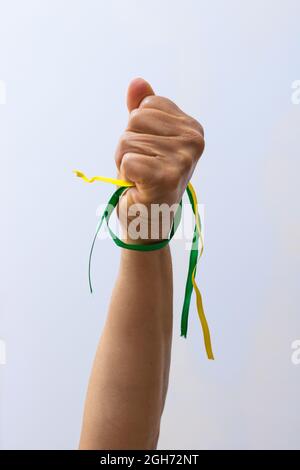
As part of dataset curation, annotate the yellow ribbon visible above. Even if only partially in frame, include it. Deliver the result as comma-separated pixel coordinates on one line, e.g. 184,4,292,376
73,170,134,187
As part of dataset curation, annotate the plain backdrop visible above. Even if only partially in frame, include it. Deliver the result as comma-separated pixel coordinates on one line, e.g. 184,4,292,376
0,0,300,450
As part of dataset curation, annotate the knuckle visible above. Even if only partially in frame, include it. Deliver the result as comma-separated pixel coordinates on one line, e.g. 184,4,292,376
192,132,205,156
128,108,144,128
139,95,158,109
115,132,130,167
140,95,177,112
181,131,205,158
178,151,193,169
187,116,205,136
122,151,132,164
120,152,132,172
118,131,131,151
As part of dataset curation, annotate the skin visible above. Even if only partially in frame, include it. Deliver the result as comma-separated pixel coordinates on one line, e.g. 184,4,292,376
79,78,205,450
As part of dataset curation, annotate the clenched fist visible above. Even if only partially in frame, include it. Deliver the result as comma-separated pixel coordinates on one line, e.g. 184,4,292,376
115,78,205,241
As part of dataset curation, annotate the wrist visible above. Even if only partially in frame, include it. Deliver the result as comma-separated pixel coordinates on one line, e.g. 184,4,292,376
118,200,176,246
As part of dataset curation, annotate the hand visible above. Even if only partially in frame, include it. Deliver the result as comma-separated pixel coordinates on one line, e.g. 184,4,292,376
115,78,205,242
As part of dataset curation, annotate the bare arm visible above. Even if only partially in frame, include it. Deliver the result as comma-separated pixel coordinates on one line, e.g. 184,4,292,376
79,247,173,449
79,78,205,449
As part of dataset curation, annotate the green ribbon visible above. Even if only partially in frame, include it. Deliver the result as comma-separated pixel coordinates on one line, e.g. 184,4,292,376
180,184,200,338
88,186,198,340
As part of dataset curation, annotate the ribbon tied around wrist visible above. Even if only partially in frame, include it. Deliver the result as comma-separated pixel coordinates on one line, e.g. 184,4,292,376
74,170,214,360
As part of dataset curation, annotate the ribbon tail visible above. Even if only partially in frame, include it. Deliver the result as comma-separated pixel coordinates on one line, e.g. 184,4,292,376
183,183,214,360
191,269,214,360
88,186,130,292
181,230,199,337
88,216,105,293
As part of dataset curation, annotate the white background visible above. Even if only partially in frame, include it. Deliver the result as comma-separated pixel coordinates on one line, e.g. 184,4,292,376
0,0,300,449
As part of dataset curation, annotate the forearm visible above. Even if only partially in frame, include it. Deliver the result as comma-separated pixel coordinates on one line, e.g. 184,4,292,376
79,246,173,449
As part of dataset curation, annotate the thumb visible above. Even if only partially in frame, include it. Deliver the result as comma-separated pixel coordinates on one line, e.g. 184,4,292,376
126,77,155,112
